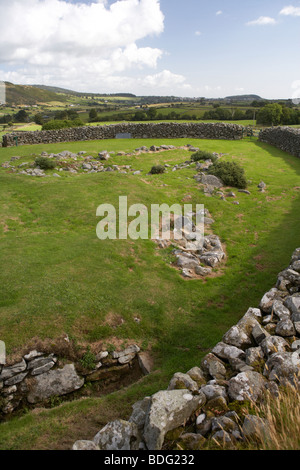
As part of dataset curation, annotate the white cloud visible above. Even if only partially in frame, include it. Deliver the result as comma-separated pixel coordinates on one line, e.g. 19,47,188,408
123,69,192,95
216,10,222,16
195,31,202,36
280,6,300,16
99,69,192,95
204,85,222,92
0,0,165,92
141,70,190,90
292,80,300,104
246,16,277,26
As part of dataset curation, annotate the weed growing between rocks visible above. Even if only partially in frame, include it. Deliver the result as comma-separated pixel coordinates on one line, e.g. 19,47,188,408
34,156,57,170
191,150,218,164
249,384,300,450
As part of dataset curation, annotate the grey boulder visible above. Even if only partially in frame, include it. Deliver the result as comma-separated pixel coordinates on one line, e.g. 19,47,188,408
143,389,206,450
27,364,84,404
263,351,300,386
228,371,267,402
93,419,141,450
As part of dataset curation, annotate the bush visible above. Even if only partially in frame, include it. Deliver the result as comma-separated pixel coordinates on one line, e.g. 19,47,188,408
42,118,84,130
89,109,98,122
14,110,29,123
191,150,218,163
208,161,247,189
256,103,283,126
35,156,56,170
150,165,165,175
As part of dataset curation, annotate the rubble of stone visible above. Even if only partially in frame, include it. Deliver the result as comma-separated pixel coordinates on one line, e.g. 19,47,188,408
259,127,300,158
0,145,202,177
72,247,300,451
156,210,226,280
0,344,144,416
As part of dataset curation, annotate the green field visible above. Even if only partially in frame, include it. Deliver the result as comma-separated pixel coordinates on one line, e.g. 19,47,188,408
0,82,262,128
0,136,300,449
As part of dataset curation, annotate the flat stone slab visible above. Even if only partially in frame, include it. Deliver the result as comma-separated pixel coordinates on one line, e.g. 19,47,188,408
0,359,26,382
27,364,84,404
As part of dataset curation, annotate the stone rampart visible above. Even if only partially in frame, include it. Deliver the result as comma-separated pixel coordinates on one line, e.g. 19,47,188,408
259,126,300,158
2,122,245,147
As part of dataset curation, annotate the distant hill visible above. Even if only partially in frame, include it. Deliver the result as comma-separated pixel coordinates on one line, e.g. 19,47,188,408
32,84,136,99
4,82,67,105
31,84,80,96
225,94,264,102
2,82,267,106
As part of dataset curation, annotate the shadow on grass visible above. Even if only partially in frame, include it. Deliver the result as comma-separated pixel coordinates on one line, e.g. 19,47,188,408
157,139,300,376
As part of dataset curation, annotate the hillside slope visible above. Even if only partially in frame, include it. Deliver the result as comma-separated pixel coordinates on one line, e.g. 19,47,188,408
4,82,67,105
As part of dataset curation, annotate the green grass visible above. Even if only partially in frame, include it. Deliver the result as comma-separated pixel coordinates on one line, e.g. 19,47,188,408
13,123,42,132
0,136,300,449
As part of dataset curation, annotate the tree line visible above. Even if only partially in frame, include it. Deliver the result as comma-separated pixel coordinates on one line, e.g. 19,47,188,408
1,102,299,128
256,103,300,126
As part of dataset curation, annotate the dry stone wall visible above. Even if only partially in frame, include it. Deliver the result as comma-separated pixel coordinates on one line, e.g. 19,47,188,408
2,122,245,147
0,344,145,416
259,126,300,158
73,247,300,451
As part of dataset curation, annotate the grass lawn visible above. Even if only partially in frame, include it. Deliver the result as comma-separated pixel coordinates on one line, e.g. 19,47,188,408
0,136,300,449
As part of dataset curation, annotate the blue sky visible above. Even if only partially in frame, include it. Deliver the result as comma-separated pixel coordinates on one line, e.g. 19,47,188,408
0,0,299,98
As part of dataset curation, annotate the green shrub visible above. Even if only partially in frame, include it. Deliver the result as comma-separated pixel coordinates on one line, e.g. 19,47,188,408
208,161,247,189
191,150,218,163
42,120,69,130
42,118,84,131
150,164,165,175
35,156,56,170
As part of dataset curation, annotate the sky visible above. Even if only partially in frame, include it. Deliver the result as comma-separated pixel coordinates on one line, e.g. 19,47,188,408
0,0,299,99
